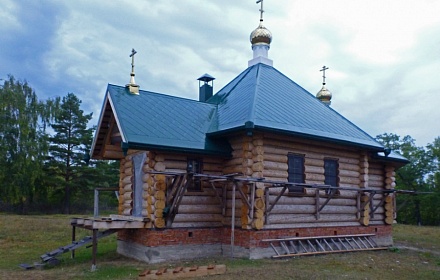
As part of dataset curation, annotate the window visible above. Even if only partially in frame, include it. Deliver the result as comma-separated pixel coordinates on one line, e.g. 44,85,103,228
324,159,339,194
187,158,202,191
288,154,305,193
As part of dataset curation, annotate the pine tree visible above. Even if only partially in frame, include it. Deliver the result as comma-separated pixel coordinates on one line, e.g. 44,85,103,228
48,93,93,214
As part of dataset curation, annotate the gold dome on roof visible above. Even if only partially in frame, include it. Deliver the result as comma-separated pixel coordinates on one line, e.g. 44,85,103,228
316,84,332,105
250,20,272,45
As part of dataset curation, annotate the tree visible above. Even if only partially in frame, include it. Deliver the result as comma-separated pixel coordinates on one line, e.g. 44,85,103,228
425,137,440,225
48,93,93,214
376,133,434,225
0,76,52,213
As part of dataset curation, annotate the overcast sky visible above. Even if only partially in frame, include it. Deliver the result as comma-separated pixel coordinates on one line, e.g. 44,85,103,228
1,0,439,147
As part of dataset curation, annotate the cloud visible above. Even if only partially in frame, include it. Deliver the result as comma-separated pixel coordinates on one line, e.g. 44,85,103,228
1,0,439,147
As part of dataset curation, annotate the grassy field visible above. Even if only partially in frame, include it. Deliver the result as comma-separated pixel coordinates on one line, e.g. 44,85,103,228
0,214,439,280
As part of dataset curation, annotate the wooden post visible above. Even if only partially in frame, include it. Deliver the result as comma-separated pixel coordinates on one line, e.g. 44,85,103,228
91,229,97,271
231,182,236,259
71,225,76,259
94,189,99,218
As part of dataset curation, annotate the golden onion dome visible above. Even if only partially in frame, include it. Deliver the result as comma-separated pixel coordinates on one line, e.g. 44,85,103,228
250,20,272,45
316,84,332,105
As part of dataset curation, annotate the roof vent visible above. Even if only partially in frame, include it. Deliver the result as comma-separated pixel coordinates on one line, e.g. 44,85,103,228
197,73,215,102
125,48,140,95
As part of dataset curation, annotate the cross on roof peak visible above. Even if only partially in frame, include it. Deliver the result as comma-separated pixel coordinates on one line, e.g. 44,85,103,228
320,65,329,85
256,0,264,21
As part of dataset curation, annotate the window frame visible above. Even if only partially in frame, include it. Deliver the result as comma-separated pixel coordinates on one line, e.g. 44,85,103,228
287,153,305,193
186,158,203,192
324,158,339,194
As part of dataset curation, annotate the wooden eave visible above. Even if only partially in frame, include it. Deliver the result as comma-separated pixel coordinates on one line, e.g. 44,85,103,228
91,98,124,160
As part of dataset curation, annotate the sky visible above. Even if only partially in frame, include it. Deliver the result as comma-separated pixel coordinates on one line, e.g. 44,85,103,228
1,0,439,147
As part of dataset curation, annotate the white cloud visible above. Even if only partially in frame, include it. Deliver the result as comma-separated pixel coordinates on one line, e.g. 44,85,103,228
2,0,440,147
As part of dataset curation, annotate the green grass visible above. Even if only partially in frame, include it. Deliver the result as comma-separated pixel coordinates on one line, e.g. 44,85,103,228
0,214,439,279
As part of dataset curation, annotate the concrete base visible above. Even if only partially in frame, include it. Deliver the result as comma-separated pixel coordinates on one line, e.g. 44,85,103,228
117,240,223,263
117,240,277,263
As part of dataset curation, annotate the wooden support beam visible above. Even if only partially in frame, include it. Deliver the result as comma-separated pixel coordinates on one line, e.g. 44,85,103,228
91,229,97,272
71,225,76,259
266,184,288,214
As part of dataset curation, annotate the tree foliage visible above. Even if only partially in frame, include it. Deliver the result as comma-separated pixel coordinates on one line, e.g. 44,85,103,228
0,76,55,213
47,93,94,214
377,133,439,226
0,77,118,214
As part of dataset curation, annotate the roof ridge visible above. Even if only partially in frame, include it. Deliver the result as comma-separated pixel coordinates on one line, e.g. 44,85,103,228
247,64,262,124
107,84,213,105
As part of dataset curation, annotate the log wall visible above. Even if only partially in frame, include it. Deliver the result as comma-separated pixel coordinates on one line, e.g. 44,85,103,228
117,133,397,231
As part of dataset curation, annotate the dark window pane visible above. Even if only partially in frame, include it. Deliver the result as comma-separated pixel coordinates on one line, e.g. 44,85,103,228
324,159,338,187
288,154,305,193
187,159,202,191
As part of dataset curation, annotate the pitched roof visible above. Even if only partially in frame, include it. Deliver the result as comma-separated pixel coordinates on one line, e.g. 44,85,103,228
106,84,231,156
92,63,387,158
207,63,383,150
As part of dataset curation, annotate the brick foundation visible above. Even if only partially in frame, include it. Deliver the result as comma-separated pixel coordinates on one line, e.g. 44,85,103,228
117,225,393,262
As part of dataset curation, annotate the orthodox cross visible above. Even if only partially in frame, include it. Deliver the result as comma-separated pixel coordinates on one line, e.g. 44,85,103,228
256,0,264,21
130,48,137,73
320,65,329,85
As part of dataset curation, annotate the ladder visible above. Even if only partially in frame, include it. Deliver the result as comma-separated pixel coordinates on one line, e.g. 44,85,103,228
40,229,118,262
262,234,388,258
20,228,118,269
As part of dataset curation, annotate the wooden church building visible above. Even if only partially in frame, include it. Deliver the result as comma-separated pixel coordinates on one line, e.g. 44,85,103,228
90,3,407,263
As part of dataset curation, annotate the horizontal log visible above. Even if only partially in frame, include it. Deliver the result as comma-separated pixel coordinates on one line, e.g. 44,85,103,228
163,160,187,170
339,162,360,172
173,213,223,223
262,169,288,179
181,196,223,205
203,163,223,172
266,196,357,206
268,213,358,224
304,165,324,174
304,158,324,167
267,190,358,201
171,222,223,228
263,153,287,163
177,205,222,214
226,157,246,167
339,169,360,178
269,205,358,215
369,175,384,182
339,177,361,185
263,221,362,229
305,173,325,181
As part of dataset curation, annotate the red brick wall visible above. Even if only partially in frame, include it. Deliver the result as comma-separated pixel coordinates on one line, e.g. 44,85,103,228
118,225,392,248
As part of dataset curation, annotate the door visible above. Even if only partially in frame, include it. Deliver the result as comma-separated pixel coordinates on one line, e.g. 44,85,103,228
132,153,146,217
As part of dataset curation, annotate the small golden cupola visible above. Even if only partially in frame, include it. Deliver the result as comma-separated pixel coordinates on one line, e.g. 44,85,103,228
248,0,273,67
316,65,332,106
126,48,140,95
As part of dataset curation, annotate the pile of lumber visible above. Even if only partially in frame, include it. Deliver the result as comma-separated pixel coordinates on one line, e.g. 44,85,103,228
138,264,226,279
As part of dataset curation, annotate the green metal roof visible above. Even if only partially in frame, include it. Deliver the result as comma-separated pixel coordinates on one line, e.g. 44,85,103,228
207,63,384,150
99,63,392,158
107,84,231,156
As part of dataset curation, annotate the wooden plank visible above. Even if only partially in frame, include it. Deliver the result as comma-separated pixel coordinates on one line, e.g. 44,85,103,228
138,264,226,279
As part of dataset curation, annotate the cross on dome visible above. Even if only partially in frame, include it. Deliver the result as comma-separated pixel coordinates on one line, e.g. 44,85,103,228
257,0,264,21
320,65,329,85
